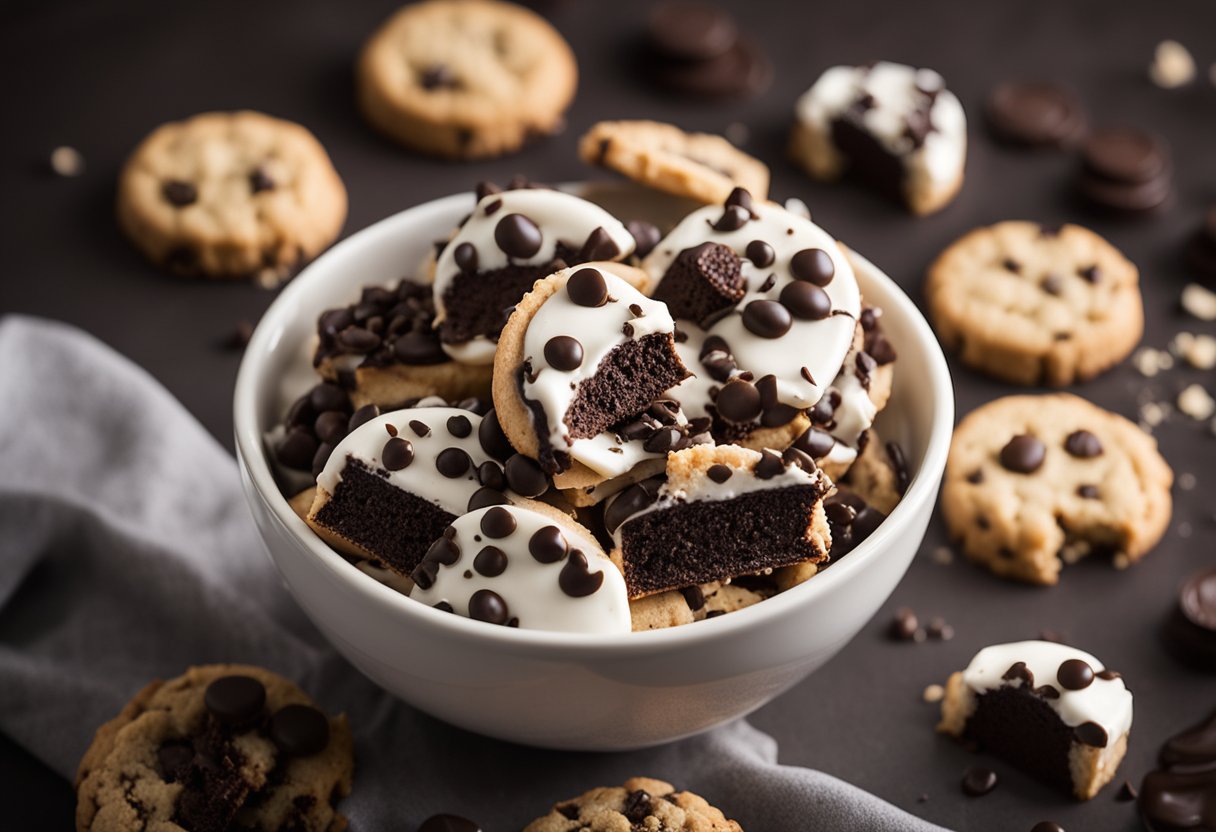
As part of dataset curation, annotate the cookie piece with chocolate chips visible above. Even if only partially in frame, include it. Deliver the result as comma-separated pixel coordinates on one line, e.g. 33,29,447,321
938,640,1132,800
942,394,1172,585
927,221,1144,385
117,111,347,281
524,776,742,831
579,120,770,205
357,0,577,159
75,664,352,832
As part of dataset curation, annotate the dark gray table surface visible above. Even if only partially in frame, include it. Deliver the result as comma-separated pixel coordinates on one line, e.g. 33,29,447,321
4,0,1215,828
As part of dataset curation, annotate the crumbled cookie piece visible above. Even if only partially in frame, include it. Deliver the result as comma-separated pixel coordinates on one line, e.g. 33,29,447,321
524,776,743,831
1149,39,1196,89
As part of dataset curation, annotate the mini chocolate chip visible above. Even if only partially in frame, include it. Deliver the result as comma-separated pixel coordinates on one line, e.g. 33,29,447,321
480,505,517,538
1064,430,1103,458
1074,721,1108,747
468,588,510,624
559,550,604,597
269,704,330,756
162,180,197,207
473,546,508,577
888,607,920,641
425,535,461,566
680,584,706,611
409,420,432,438
412,560,439,589
277,428,318,471
1002,258,1021,273
420,63,458,90
746,240,775,268
475,181,502,201
742,299,792,338
567,267,609,307
713,204,750,231
309,384,349,414
725,187,754,213
626,220,661,259
579,226,622,261
454,242,478,273
780,281,831,320
1003,662,1034,686
477,461,506,491
544,335,584,371
707,463,733,483
529,525,568,563
382,437,414,471
494,213,543,258
483,198,503,216
999,434,1046,473
204,675,266,724
505,453,548,497
926,617,954,640
782,446,817,472
1034,685,1060,699
435,447,471,478
622,789,652,822
1078,265,1101,283
790,248,835,285
1057,658,1095,690
715,379,762,423
467,487,509,511
338,326,381,353
249,166,275,193
966,469,984,484
1041,274,1063,295
478,410,515,460
754,449,785,479
961,766,998,797
348,404,380,432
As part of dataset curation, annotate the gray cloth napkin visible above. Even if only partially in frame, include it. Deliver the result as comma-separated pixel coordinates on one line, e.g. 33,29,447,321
0,315,946,831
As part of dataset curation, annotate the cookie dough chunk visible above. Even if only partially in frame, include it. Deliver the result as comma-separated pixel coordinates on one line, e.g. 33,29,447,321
117,111,347,280
409,503,630,633
579,120,770,205
75,664,352,832
605,445,830,598
927,221,1144,385
432,187,636,365
494,265,696,480
313,278,492,409
524,776,742,831
309,406,548,575
938,640,1132,800
791,62,966,216
357,0,577,159
942,394,1172,585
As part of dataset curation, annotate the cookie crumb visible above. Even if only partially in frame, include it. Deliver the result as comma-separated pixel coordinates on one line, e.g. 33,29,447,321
1182,284,1216,321
1133,346,1174,377
923,683,945,703
220,320,254,351
1113,552,1131,570
1139,400,1170,429
1149,40,1196,88
930,545,954,565
783,197,811,220
1178,383,1215,421
1179,472,1197,491
49,146,85,177
1171,332,1216,369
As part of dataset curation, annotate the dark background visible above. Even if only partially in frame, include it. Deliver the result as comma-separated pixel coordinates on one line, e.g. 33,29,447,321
3,0,1215,829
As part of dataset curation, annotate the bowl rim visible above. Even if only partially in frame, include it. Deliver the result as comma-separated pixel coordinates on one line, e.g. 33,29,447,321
233,184,954,656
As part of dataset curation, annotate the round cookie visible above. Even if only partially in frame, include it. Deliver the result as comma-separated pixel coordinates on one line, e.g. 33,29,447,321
927,221,1144,386
942,394,1172,585
357,0,577,159
524,777,742,831
75,664,352,832
117,111,347,281
579,120,770,205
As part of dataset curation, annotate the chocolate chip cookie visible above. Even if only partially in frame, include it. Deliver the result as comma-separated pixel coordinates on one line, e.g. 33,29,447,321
524,777,743,831
117,111,347,281
357,0,577,159
942,394,1172,585
927,221,1144,385
75,665,353,832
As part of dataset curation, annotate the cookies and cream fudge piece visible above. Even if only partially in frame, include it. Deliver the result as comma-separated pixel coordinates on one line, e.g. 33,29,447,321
493,265,695,481
308,406,549,575
431,187,637,364
605,445,830,598
525,776,743,831
791,62,966,215
938,640,1133,800
409,503,630,634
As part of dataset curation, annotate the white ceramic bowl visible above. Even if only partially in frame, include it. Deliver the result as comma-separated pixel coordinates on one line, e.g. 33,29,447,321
233,183,954,751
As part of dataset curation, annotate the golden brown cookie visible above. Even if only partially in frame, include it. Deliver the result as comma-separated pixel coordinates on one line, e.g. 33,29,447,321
524,777,743,831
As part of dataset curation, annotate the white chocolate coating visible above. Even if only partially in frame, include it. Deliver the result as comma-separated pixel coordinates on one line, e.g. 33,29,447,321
962,640,1133,743
433,189,636,365
644,201,861,412
317,407,503,516
409,505,631,634
795,61,966,187
821,345,880,466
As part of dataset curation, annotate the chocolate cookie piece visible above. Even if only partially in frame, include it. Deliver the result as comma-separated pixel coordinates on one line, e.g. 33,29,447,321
1165,567,1216,671
1139,709,1216,831
75,665,352,832
642,1,772,100
1078,127,1172,214
651,241,746,325
524,776,742,831
985,81,1086,148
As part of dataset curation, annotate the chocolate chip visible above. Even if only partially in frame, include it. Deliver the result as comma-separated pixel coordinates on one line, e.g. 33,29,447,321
467,487,509,511
780,281,831,320
494,213,543,258
442,415,470,439
420,63,458,90
783,446,817,473
475,181,502,201
249,166,275,193
1078,265,1101,283
793,426,835,458
1002,258,1021,273
559,550,604,597
961,766,998,797
454,242,478,273
473,546,508,577
999,434,1046,473
157,740,194,782
1030,822,1064,832
643,426,681,453
1074,721,1108,747
715,378,762,423
1064,430,1102,458
790,248,835,286
1116,780,1138,801
479,505,517,538
544,335,584,371
269,704,330,756
1077,484,1099,499
1096,670,1121,681
483,198,503,216
469,588,509,625
338,326,381,353
277,428,318,471
888,607,920,641
578,226,622,261
707,463,733,483
626,220,662,259
567,267,608,307
505,453,548,497
435,447,471,478
926,616,954,640
409,419,431,438
743,239,776,269
425,536,461,566
162,180,197,207
381,437,414,471
1003,662,1034,686
622,789,653,822
1057,658,1095,690
742,299,792,338
478,410,515,460
477,461,506,491
1040,274,1063,295
348,404,379,432
417,814,482,832
204,675,266,724
754,449,785,479
713,204,751,231
529,525,568,563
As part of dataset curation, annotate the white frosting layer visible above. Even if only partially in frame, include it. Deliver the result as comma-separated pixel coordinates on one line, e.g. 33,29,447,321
822,345,879,465
317,407,501,516
962,640,1133,742
644,201,861,412
795,61,966,185
409,505,631,634
432,189,636,365
523,267,684,478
